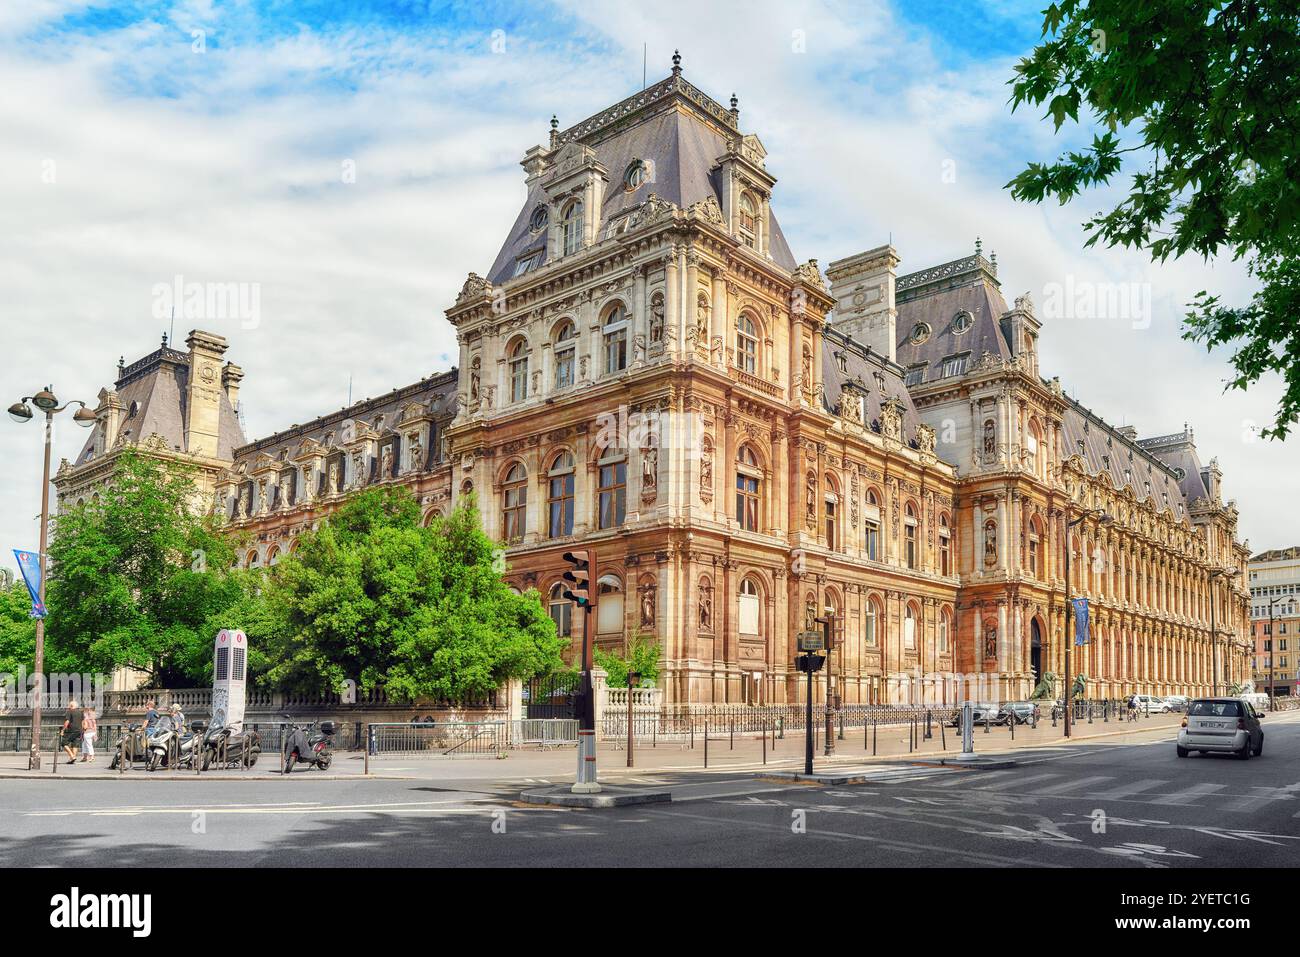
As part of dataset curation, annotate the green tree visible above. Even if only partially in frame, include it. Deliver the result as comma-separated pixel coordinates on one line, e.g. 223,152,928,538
0,582,37,676
1007,1,1300,438
594,636,661,689
262,488,564,702
44,447,245,685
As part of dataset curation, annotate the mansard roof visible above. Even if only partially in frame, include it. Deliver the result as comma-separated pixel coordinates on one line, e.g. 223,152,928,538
74,339,245,465
487,68,798,285
230,369,458,471
1137,429,1212,505
821,326,926,445
894,250,1011,381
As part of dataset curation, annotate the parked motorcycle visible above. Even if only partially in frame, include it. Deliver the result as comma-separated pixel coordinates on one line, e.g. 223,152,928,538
198,721,261,770
108,723,147,769
282,719,335,773
144,713,185,771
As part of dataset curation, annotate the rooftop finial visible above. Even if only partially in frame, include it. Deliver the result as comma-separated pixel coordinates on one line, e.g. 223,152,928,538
118,355,125,374
549,114,559,147
671,49,682,75
161,331,168,347
729,92,739,121
974,236,982,257
990,249,997,270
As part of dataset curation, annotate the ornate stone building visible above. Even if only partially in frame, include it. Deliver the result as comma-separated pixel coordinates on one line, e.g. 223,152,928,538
56,58,1252,705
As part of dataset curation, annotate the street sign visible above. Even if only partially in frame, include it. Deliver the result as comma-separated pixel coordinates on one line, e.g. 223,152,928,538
796,653,826,673
797,631,824,652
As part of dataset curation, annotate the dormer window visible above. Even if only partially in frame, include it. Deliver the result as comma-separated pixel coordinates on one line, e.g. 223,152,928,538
905,364,925,387
910,322,931,344
951,311,972,334
529,205,548,233
512,250,544,277
739,193,757,248
562,200,584,256
940,353,969,377
623,160,648,191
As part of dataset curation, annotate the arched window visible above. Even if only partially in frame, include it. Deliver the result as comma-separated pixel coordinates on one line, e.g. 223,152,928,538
939,608,950,654
547,451,575,537
904,603,918,650
904,503,918,569
502,463,527,540
739,578,761,635
735,445,761,532
825,479,840,551
597,444,626,529
597,574,623,635
246,550,260,569
508,338,529,404
864,489,881,560
736,313,758,373
602,302,628,375
562,200,583,256
739,192,757,248
864,596,879,647
267,545,281,566
939,513,951,576
548,582,572,639
553,320,576,390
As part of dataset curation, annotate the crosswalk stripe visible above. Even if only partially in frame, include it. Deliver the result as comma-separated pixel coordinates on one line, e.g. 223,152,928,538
975,772,1061,791
1149,783,1227,805
1091,779,1169,799
928,771,994,787
1220,790,1298,813
1033,775,1115,795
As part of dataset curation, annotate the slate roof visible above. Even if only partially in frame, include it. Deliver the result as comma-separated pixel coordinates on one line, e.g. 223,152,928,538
230,370,459,471
1061,403,1190,516
74,344,246,465
487,73,798,285
821,326,926,445
894,253,1010,385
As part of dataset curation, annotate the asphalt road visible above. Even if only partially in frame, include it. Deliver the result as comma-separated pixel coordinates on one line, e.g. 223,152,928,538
3,713,1298,867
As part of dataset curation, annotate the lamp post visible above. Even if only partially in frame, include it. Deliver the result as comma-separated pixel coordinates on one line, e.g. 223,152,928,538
1266,595,1297,712
1208,567,1227,697
1063,506,1111,738
8,387,96,770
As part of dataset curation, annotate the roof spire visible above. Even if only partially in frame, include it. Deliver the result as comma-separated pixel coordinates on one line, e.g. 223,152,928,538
549,114,559,148
729,92,739,123
671,49,682,76
974,236,982,257
161,331,168,347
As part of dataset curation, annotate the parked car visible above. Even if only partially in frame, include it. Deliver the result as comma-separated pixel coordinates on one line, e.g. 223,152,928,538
1163,695,1190,712
1000,701,1041,725
947,703,1005,727
1177,697,1263,759
1134,694,1171,713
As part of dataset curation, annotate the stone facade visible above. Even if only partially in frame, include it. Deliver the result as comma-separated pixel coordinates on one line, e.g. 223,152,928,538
54,60,1253,706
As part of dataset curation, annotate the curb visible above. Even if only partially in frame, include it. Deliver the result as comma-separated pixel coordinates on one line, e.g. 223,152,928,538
0,771,415,782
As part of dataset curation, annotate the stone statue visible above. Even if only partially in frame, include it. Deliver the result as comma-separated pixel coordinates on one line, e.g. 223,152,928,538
1029,672,1057,701
983,622,997,660
699,445,713,501
1071,674,1087,699
641,445,657,501
805,474,817,528
699,589,712,629
278,472,292,509
984,520,997,566
407,434,422,472
695,297,709,344
329,461,340,494
380,445,393,480
649,295,664,344
640,585,656,628
983,419,996,459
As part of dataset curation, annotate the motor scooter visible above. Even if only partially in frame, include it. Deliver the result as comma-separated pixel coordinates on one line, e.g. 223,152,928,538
282,719,335,773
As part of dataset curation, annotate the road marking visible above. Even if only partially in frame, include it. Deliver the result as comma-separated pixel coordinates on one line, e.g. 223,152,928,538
976,772,1061,791
1220,789,1298,813
1033,775,1115,795
1091,779,1169,800
1149,783,1228,806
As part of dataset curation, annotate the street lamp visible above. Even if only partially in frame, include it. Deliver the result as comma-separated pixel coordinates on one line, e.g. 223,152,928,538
1266,595,1297,712
8,386,95,770
1063,506,1111,738
1207,567,1229,697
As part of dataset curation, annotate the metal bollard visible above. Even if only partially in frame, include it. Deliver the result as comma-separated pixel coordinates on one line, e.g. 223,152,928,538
778,716,784,740
1010,712,1015,739
690,719,695,750
762,725,767,765
940,715,947,750
1088,703,1094,725
838,711,845,741
925,709,933,740
984,711,990,734
704,718,709,768
730,716,734,751
873,719,878,756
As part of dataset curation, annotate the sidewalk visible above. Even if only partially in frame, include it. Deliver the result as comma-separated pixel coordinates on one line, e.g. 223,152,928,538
0,709,1187,782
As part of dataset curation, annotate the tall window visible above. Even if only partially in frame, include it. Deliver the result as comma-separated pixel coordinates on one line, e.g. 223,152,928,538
939,610,950,654
736,445,761,531
603,302,628,375
562,200,583,256
739,578,760,635
1029,519,1042,578
597,575,623,634
904,604,917,650
548,451,575,537
1027,423,1041,475
825,494,838,550
553,320,576,390
548,583,572,639
864,490,880,560
502,463,527,540
739,193,757,247
508,339,529,403
904,503,918,569
864,599,878,647
736,314,758,373
939,513,951,576
597,447,626,529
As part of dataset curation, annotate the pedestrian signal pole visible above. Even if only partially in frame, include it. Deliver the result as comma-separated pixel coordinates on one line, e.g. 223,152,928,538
563,550,600,793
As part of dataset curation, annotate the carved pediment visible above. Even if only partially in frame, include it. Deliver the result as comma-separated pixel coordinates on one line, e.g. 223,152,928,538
456,272,493,305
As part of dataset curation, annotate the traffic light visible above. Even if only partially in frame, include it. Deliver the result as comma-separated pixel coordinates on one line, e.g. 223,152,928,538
561,549,594,607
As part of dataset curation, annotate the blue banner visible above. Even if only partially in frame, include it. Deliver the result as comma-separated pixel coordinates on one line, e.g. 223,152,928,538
1072,597,1090,646
13,550,46,619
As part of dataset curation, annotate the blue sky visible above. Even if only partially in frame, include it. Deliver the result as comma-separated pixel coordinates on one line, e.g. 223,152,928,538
0,0,1293,561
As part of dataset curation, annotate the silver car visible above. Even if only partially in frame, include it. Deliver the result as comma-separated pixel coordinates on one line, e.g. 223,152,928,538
1177,698,1264,760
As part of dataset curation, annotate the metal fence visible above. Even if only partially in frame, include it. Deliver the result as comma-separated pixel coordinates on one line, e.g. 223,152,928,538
366,721,510,757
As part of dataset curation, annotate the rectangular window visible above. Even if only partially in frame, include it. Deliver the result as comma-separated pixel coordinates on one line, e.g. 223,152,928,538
940,353,969,377
604,332,627,374
549,600,571,638
598,463,626,529
739,593,760,635
554,350,574,390
825,501,837,550
736,474,760,531
864,611,876,646
865,521,879,561
548,474,574,537
905,364,925,386
512,251,544,276
905,522,917,569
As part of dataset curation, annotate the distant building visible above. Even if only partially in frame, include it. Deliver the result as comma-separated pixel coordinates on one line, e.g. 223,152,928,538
1249,546,1300,695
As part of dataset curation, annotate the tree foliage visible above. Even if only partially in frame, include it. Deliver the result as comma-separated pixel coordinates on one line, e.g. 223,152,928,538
594,636,661,689
1007,0,1300,438
44,448,245,684
260,488,564,703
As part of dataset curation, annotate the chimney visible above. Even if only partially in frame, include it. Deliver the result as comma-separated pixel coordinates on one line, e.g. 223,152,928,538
222,361,244,409
184,330,228,458
826,245,900,362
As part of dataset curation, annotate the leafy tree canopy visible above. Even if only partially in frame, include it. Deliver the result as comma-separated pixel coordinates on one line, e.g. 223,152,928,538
1007,0,1300,438
260,488,564,703
594,636,661,689
45,447,244,685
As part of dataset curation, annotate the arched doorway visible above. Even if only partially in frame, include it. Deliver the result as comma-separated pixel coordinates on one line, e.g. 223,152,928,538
1030,618,1044,689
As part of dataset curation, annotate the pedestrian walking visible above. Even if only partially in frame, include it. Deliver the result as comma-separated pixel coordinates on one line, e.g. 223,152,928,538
61,699,84,764
80,706,98,762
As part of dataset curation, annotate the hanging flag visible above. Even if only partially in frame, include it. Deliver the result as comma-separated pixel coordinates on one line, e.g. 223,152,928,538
1072,597,1090,645
13,550,46,619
